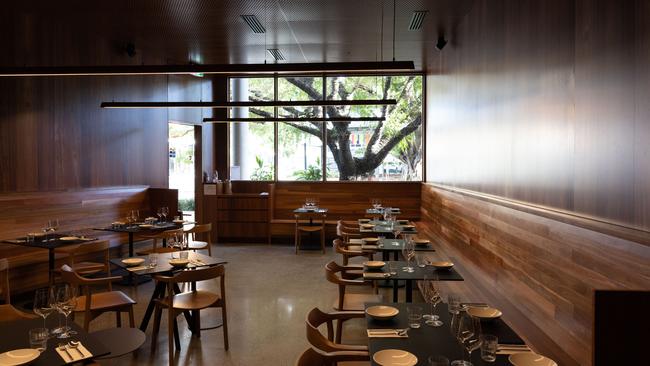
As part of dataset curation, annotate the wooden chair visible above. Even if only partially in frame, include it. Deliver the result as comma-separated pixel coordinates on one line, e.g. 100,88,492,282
184,223,213,256
337,221,364,249
333,238,373,266
0,304,38,322
325,261,382,311
151,265,228,365
60,265,136,331
0,259,9,304
295,347,369,366
306,307,368,349
54,240,111,277
137,228,184,255
295,211,326,254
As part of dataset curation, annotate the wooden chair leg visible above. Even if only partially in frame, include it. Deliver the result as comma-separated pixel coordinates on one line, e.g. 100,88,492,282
193,310,201,338
335,319,344,344
128,307,135,327
152,306,161,350
295,230,299,254
321,229,325,254
173,318,181,351
167,311,174,366
221,306,229,350
115,311,122,327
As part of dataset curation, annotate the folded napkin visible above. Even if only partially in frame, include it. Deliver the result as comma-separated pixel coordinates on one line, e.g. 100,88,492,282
363,272,390,279
56,343,93,363
361,244,378,250
367,329,408,338
126,266,149,272
4,239,26,244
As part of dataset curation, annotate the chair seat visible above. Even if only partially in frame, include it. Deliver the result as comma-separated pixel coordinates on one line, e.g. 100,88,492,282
187,240,209,250
71,261,105,273
75,291,136,312
348,239,364,245
333,293,383,311
159,290,221,311
298,226,324,232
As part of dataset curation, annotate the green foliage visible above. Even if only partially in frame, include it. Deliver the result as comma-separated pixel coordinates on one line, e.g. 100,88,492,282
178,198,195,211
250,155,274,181
292,157,322,181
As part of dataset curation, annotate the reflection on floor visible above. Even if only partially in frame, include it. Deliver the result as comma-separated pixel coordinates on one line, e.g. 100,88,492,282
83,244,415,366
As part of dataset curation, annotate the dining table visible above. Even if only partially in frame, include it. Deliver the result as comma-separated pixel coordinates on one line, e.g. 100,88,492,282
94,221,189,257
359,220,419,236
365,302,526,366
364,261,464,302
1,234,97,284
362,238,436,261
0,317,110,365
366,207,401,217
110,251,227,333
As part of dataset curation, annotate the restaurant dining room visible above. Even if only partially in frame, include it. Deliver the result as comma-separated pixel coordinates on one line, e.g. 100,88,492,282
0,1,648,366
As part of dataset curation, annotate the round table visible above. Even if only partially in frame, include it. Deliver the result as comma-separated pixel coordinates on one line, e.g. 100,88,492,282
89,327,146,359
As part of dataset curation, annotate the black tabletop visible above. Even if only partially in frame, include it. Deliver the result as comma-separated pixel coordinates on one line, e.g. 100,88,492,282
366,208,401,215
372,238,435,252
293,207,328,214
110,251,227,276
359,219,410,226
366,302,524,366
0,317,110,366
366,261,464,281
95,221,181,234
361,224,418,235
1,234,97,250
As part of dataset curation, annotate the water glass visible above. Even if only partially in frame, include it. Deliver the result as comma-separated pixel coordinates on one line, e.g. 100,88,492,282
416,254,426,268
388,262,397,275
180,251,189,260
428,355,450,366
448,294,462,314
407,305,423,328
480,334,498,362
29,328,49,352
148,253,158,268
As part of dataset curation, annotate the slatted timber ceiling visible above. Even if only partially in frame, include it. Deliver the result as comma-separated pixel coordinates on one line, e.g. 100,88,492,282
0,0,474,70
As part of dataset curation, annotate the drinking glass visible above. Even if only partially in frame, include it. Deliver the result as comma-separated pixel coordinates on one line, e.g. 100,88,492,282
406,305,422,328
29,328,49,352
452,312,482,366
448,293,462,314
428,355,450,366
148,253,158,268
33,288,55,329
415,253,427,268
480,334,498,362
388,262,397,276
156,208,163,222
424,275,443,326
402,238,415,272
180,251,189,259
55,285,77,339
162,206,169,221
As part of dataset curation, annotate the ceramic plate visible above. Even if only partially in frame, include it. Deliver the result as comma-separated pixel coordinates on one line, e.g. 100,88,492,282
373,349,417,366
139,224,154,228
27,232,45,237
363,261,386,269
413,239,430,246
429,261,454,270
122,258,145,267
359,219,371,223
509,352,558,366
362,237,379,242
366,305,399,320
467,306,503,319
361,224,375,229
59,236,79,241
401,225,415,230
0,348,40,366
169,258,190,267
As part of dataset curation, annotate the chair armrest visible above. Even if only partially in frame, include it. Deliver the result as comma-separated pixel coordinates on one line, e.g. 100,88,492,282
327,350,370,362
326,310,366,320
76,275,123,286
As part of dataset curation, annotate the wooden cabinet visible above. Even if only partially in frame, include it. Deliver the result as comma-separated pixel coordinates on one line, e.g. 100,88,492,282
204,193,269,243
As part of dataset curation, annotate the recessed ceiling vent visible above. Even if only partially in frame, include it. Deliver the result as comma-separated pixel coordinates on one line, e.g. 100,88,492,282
241,15,266,33
267,48,285,61
408,11,428,30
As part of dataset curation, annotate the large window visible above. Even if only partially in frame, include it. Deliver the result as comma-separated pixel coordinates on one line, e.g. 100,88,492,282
228,74,423,181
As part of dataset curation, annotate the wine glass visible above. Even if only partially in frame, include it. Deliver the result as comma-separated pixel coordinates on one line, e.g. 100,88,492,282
33,288,55,329
162,207,169,222
156,208,163,223
423,275,443,326
452,312,482,366
402,237,416,272
55,284,77,339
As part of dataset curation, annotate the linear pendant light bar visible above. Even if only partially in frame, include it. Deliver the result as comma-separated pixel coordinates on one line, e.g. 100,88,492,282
0,61,414,77
202,116,386,123
100,99,397,108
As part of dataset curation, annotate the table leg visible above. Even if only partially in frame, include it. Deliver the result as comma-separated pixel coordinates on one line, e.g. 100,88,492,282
128,232,134,257
49,248,55,285
393,251,399,261
382,251,389,261
140,281,166,331
173,283,194,334
405,280,413,303
393,279,399,302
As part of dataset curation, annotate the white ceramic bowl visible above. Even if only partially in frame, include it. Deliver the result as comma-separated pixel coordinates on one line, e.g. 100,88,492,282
169,258,190,267
363,261,386,269
122,258,145,267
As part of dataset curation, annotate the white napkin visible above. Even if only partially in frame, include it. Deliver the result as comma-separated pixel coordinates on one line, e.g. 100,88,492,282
363,272,390,279
497,345,531,355
56,343,93,363
367,329,408,338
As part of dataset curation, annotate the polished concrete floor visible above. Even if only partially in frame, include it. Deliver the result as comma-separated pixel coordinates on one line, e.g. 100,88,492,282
83,244,400,366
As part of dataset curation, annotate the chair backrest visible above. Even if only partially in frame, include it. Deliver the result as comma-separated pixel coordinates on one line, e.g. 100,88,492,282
324,261,344,285
60,264,86,286
333,238,355,256
60,240,110,266
295,212,326,227
0,259,9,304
156,265,225,285
295,348,368,366
306,308,337,349
0,304,37,322
186,223,212,234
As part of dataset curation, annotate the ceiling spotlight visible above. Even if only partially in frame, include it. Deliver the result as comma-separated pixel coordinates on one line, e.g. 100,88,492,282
436,35,448,51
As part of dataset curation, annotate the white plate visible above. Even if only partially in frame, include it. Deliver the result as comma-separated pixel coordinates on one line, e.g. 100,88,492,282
59,236,79,241
0,348,40,366
366,305,399,320
169,258,190,267
509,352,558,366
467,306,503,320
363,261,386,269
373,349,417,366
429,261,454,270
122,258,145,267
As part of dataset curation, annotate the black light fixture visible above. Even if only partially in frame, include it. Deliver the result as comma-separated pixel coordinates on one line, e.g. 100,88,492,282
0,61,415,77
436,34,448,50
202,116,386,123
100,99,397,109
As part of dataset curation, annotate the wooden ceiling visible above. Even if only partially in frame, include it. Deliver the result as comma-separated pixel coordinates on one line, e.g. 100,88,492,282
1,0,474,71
